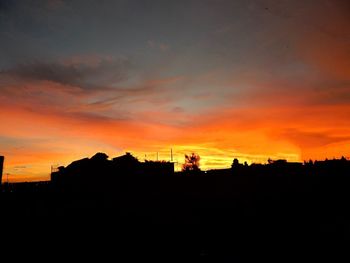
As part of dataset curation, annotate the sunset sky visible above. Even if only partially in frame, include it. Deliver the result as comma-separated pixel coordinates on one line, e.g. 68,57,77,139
1,0,350,182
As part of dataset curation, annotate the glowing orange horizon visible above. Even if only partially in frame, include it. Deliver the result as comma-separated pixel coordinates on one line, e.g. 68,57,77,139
1,97,349,182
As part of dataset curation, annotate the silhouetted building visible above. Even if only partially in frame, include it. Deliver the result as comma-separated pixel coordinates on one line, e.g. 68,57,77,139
142,160,175,176
231,158,245,175
50,152,350,192
112,152,140,172
0,156,3,184
51,152,175,189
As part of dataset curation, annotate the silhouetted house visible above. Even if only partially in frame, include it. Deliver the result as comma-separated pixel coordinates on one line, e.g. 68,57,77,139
0,156,4,184
113,152,139,167
51,157,90,188
313,157,350,176
142,160,175,176
111,152,143,177
51,152,175,190
249,163,266,175
261,159,302,176
231,158,245,175
51,166,65,183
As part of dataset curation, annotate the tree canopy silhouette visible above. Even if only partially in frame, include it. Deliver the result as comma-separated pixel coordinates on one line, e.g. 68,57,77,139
182,153,201,172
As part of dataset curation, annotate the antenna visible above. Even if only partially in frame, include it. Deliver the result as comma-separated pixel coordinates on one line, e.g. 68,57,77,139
171,148,173,162
157,152,159,161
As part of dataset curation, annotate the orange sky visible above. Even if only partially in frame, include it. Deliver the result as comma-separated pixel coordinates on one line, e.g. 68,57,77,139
0,0,350,182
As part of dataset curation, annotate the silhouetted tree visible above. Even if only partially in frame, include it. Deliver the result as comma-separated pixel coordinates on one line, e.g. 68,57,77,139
182,153,201,172
231,158,239,168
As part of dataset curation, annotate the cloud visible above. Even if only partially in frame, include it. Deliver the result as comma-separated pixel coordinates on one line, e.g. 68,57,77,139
232,76,350,108
0,54,185,119
278,129,350,148
0,68,186,132
0,56,130,91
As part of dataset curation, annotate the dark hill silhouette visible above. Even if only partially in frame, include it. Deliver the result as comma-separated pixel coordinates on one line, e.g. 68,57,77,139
1,153,350,261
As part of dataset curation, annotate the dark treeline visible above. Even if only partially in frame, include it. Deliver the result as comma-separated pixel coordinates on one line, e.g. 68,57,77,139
1,153,350,261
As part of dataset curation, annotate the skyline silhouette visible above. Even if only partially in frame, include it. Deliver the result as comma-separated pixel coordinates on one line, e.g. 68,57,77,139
2,151,350,183
1,151,350,261
2,151,350,184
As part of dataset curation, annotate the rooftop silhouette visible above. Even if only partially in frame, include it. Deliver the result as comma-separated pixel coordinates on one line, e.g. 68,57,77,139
48,152,350,190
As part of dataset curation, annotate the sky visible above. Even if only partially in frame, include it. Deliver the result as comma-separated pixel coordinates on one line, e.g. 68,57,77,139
0,0,350,182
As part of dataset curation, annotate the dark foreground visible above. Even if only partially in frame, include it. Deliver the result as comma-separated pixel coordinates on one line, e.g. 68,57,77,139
1,174,350,262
